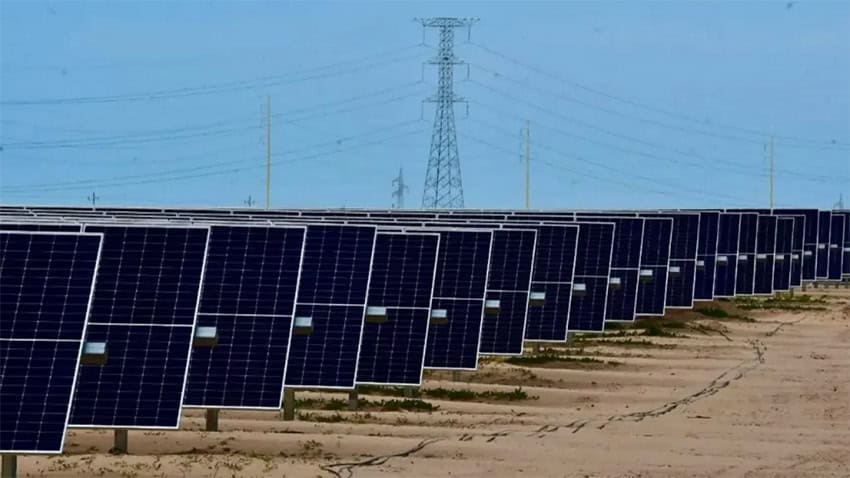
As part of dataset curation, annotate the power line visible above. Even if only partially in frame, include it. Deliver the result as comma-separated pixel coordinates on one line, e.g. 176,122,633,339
1,44,427,106
468,41,850,149
3,120,426,193
467,99,845,185
466,80,848,184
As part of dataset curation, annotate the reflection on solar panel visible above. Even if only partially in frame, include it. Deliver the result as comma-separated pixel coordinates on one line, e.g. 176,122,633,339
735,213,759,296
694,211,720,301
70,225,209,429
714,213,740,297
285,225,376,389
184,225,307,409
1,232,101,453
635,218,673,316
773,218,795,291
816,210,831,279
828,213,845,280
753,215,777,295
356,232,440,386
523,225,579,342
424,230,492,370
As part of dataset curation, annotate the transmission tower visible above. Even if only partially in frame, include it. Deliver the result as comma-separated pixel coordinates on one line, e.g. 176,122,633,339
87,191,99,206
835,193,844,209
392,168,409,208
418,17,477,209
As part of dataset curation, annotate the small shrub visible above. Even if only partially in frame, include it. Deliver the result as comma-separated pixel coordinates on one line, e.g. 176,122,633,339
696,307,729,318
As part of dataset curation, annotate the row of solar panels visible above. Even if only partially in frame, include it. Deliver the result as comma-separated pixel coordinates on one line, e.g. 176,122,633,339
1,206,848,454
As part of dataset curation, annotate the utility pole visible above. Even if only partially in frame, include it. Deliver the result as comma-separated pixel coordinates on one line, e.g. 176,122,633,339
266,95,271,210
392,168,409,209
524,120,530,209
418,17,478,209
244,195,256,207
769,135,774,209
87,191,99,206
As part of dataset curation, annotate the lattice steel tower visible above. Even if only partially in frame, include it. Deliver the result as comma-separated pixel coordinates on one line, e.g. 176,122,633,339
418,17,477,209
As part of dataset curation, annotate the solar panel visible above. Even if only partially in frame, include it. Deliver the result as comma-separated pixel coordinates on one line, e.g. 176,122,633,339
773,218,795,291
0,223,82,232
840,211,850,277
714,213,741,297
569,217,643,323
753,215,778,295
424,230,493,370
816,210,831,279
635,218,673,316
1,231,102,453
355,232,440,386
477,229,537,355
183,225,307,409
642,213,699,309
65,225,209,429
787,215,806,287
694,211,720,301
828,213,845,280
523,225,579,342
734,213,759,296
772,208,818,281
565,222,615,332
284,225,377,389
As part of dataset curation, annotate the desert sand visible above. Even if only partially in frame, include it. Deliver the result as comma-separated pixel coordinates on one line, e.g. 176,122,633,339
20,288,850,477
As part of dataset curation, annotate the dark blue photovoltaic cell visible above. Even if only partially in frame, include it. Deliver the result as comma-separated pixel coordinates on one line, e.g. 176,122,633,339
773,218,794,291
0,234,100,341
72,324,193,428
1,232,101,453
816,210,831,279
285,225,376,388
694,212,720,301
787,215,806,287
0,341,81,452
83,226,209,327
364,233,438,308
735,214,758,296
356,233,439,385
478,229,536,355
568,223,614,332
357,309,430,385
294,225,375,305
715,213,741,297
424,298,484,369
184,226,306,409
636,218,672,315
187,314,293,407
754,215,777,295
571,217,643,322
425,231,492,369
0,223,82,232
199,226,305,315
772,209,820,281
526,282,573,340
842,211,850,276
644,214,699,308
70,225,209,428
828,214,845,280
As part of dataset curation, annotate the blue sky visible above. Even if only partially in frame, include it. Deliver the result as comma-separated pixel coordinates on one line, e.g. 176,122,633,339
1,1,848,209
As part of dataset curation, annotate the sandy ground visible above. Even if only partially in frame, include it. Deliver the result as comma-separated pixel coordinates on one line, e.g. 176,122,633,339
20,287,850,478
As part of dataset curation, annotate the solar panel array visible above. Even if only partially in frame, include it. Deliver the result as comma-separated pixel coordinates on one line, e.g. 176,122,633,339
1,232,101,453
0,204,842,457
